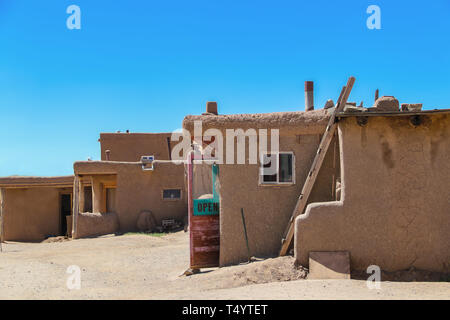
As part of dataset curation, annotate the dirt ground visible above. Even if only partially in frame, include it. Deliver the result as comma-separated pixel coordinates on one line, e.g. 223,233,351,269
0,231,449,300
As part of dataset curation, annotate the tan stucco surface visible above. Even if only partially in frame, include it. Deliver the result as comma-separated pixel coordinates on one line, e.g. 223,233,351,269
183,109,331,135
2,187,72,241
99,133,173,162
73,161,187,236
183,109,339,266
295,113,450,272
76,212,119,238
217,134,338,266
0,176,74,188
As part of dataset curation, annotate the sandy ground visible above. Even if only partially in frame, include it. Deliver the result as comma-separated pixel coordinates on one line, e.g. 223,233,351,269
0,231,449,300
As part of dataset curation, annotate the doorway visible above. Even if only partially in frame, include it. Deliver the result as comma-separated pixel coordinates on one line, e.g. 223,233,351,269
60,194,72,236
188,154,220,269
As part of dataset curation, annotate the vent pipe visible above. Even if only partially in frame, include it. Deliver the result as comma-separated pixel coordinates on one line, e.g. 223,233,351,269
305,81,314,111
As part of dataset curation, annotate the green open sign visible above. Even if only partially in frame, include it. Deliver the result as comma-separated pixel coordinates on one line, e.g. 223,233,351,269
193,198,219,216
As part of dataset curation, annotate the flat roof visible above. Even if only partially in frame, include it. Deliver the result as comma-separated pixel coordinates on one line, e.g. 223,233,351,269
0,176,74,188
337,108,450,118
183,109,331,135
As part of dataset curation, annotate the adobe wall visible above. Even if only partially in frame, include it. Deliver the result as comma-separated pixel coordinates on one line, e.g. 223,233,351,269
73,161,187,236
2,187,71,241
217,133,338,266
182,109,339,266
295,113,450,272
99,133,172,162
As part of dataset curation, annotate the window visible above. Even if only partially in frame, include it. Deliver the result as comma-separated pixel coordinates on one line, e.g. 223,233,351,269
163,189,182,200
260,152,295,185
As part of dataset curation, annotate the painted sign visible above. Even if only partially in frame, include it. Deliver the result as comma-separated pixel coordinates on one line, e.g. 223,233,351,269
194,198,219,216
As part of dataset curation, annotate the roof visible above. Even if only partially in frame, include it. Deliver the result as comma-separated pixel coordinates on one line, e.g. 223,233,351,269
0,176,74,188
73,160,177,175
183,109,332,135
99,132,172,140
337,108,450,118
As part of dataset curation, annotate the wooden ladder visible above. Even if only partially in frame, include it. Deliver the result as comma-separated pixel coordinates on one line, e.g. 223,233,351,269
279,76,355,256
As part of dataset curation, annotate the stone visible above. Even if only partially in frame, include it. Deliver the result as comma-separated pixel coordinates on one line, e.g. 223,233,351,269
308,251,350,279
401,103,422,112
374,96,399,111
136,210,156,232
324,99,334,109
343,105,366,113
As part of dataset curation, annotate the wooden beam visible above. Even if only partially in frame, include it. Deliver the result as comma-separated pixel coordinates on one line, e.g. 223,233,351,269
279,77,355,256
72,176,80,239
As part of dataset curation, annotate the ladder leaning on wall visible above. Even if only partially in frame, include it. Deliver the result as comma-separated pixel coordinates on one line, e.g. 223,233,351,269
279,76,356,256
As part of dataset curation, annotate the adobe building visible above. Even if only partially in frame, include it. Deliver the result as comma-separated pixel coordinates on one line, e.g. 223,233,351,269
295,108,450,273
99,132,174,162
0,131,188,242
183,104,340,267
71,160,187,238
183,89,450,273
70,131,187,238
0,176,76,241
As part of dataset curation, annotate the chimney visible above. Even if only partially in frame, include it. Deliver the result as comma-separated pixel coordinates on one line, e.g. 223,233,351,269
305,81,314,111
206,101,218,115
105,150,111,161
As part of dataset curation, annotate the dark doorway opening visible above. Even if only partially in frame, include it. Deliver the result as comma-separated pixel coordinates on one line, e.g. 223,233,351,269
83,187,92,212
60,194,72,236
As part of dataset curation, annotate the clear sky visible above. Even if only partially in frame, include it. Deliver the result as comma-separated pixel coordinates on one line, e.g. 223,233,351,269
0,0,449,176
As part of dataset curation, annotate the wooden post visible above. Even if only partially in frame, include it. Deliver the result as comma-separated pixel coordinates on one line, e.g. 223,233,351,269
72,176,80,239
279,77,355,256
187,151,194,268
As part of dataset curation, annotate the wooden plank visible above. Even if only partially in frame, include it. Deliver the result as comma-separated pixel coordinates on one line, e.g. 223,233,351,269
72,175,80,239
279,77,355,256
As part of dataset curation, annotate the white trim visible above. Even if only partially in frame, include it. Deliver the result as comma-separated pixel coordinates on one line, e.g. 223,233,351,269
259,151,295,186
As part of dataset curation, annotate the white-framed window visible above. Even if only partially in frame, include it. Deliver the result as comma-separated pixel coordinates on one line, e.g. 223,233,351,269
259,152,295,185
162,189,182,200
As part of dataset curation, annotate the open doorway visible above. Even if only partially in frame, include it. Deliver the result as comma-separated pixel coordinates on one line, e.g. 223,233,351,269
60,193,72,236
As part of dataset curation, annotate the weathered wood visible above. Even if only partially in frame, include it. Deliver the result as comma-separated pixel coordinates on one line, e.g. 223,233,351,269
280,77,355,256
72,176,80,239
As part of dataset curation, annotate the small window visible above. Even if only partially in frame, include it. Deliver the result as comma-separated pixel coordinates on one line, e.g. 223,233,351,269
163,189,182,200
260,152,295,185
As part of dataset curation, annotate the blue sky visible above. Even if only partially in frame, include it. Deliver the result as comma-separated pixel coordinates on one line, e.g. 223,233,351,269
0,0,449,176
